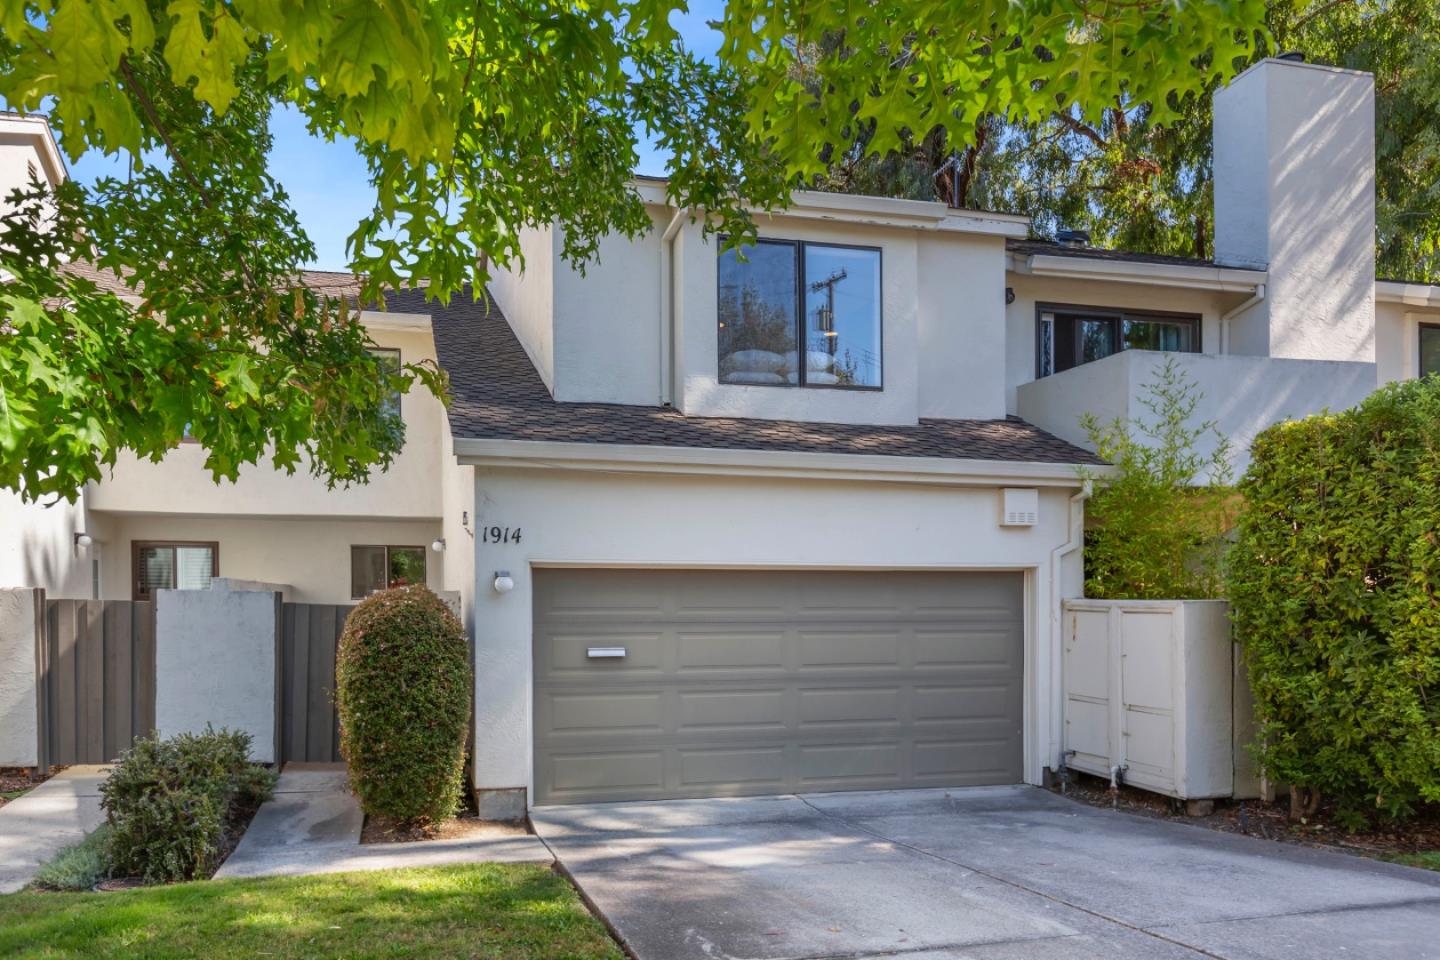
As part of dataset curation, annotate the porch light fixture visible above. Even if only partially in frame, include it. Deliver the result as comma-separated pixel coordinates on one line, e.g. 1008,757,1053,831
430,537,446,553
73,532,93,548
492,571,515,594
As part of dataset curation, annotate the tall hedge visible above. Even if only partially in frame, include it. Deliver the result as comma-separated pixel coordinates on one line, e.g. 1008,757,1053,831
1229,378,1440,822
336,585,472,823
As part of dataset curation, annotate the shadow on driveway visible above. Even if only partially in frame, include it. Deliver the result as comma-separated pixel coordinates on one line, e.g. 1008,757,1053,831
532,786,1440,960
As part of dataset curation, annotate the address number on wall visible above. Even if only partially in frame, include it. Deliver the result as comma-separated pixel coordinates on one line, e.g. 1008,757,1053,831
481,526,522,544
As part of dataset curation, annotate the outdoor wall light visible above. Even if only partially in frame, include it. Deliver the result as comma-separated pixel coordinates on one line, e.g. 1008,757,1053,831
493,571,515,594
430,537,446,553
73,532,93,548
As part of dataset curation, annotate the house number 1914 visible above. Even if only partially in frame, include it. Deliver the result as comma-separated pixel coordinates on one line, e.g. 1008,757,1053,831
482,526,522,544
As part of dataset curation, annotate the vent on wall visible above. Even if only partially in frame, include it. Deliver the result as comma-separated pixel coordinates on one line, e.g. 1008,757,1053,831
1000,488,1039,526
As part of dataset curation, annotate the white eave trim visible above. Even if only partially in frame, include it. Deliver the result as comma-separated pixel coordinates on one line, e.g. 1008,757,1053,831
358,309,432,332
1009,252,1266,293
630,180,1031,238
1376,280,1440,307
453,436,1104,487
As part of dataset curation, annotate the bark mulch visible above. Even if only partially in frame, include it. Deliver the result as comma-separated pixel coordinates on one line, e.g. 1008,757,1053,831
1052,770,1440,865
0,767,54,811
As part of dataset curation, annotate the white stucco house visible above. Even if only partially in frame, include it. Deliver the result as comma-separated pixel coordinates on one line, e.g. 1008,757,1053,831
5,57,1440,815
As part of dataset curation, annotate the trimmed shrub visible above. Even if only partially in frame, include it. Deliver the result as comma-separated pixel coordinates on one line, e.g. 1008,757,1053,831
100,727,277,883
32,825,111,891
1229,378,1440,823
1080,357,1236,599
336,585,471,824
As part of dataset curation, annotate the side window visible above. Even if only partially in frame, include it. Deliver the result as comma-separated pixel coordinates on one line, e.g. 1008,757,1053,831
370,347,402,419
133,542,217,601
1037,307,1199,377
1420,324,1440,378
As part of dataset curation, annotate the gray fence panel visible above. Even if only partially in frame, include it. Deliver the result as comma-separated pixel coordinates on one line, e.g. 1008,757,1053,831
41,599,155,766
280,602,351,763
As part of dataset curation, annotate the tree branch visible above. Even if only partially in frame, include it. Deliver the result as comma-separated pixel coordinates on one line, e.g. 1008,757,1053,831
1051,110,1107,149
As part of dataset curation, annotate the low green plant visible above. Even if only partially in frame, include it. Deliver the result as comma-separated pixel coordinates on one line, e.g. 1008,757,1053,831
100,728,277,883
1229,378,1440,825
1079,357,1236,599
336,585,471,825
31,825,111,892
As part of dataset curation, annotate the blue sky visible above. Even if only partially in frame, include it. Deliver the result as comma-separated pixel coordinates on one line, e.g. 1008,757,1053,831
64,1,727,271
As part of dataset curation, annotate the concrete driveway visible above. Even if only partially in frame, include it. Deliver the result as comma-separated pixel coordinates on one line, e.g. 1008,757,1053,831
531,786,1440,960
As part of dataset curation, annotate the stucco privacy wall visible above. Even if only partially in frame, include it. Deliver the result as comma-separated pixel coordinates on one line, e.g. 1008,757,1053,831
467,466,1086,805
1016,349,1377,477
1213,58,1376,362
96,516,443,603
1004,275,1230,415
673,217,922,426
154,585,277,763
0,588,39,766
87,327,446,518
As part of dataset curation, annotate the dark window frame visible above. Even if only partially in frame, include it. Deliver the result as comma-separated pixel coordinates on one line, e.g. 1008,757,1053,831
1034,302,1203,379
716,237,885,392
131,540,220,602
370,347,403,418
349,544,427,600
1420,322,1440,378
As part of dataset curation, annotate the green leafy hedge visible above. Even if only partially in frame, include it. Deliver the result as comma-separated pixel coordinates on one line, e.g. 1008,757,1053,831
100,728,276,883
1229,378,1440,822
1081,358,1235,599
336,585,471,824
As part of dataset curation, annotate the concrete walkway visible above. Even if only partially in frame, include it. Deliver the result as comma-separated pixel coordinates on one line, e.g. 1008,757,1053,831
0,766,111,894
215,764,551,879
532,786,1440,960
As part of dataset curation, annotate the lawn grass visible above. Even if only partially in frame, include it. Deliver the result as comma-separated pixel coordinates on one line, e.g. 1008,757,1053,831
0,863,624,959
1384,851,1440,872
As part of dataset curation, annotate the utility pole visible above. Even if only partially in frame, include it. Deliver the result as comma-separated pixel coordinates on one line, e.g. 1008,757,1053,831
809,267,847,355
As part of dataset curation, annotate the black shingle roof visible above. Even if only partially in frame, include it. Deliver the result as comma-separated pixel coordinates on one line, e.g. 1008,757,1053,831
387,286,1103,467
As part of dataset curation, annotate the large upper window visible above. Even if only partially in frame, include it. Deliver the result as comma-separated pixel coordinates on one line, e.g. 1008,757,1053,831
1421,324,1440,378
1037,306,1199,378
133,541,217,601
718,239,882,389
350,545,426,599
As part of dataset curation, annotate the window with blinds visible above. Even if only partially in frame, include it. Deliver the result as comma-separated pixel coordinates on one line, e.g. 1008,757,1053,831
133,542,217,600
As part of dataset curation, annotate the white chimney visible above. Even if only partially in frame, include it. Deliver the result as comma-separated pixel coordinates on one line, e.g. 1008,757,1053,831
1213,57,1375,362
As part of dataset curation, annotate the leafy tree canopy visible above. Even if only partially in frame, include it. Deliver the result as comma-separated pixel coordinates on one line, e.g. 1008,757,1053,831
821,0,1440,282
0,0,1265,501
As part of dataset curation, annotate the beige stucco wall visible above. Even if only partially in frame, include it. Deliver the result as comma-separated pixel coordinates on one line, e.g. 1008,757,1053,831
94,515,443,603
488,224,558,392
0,588,40,766
467,465,1086,806
0,489,111,598
1375,300,1440,385
917,232,1010,421
87,326,447,519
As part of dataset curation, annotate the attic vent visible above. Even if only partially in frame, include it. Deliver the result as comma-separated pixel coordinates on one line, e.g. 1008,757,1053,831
1055,228,1090,247
1001,488,1039,527
1277,51,1307,63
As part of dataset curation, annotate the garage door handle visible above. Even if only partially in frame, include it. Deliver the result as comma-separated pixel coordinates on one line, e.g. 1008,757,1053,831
587,646,627,659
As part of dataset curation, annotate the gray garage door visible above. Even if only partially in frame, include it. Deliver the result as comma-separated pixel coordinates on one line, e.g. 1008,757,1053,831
533,568,1025,804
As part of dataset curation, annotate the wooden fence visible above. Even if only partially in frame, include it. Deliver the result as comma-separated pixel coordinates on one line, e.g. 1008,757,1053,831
278,603,353,764
38,599,155,768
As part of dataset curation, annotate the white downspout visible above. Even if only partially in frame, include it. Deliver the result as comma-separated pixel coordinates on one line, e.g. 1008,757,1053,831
1219,283,1266,355
658,208,686,406
1049,479,1093,774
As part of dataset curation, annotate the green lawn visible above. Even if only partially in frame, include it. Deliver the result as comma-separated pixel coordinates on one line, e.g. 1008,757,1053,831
1384,851,1440,872
0,864,624,959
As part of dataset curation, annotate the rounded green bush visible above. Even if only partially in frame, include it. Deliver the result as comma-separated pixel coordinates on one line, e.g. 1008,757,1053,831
1229,377,1440,823
336,585,472,823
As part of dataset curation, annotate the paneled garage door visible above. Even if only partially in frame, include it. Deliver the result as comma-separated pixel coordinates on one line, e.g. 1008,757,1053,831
532,568,1025,804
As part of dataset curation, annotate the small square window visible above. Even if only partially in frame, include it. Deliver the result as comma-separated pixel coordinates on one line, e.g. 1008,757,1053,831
350,545,427,599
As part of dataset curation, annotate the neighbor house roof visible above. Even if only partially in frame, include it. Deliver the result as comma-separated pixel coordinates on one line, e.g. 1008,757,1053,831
392,286,1103,466
1006,238,1223,269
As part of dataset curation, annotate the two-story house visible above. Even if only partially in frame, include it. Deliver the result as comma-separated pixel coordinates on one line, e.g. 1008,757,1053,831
5,56,1440,817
